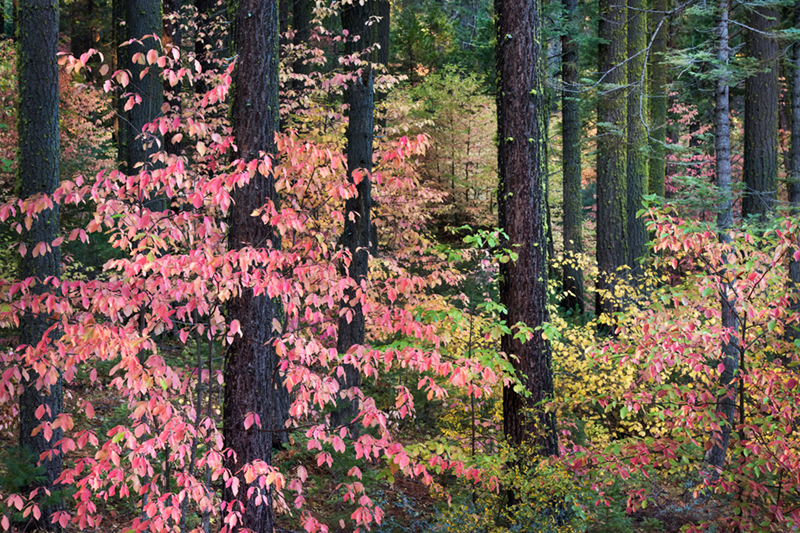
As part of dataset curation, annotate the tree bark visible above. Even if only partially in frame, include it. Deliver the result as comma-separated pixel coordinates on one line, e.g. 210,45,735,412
333,0,374,431
222,0,280,529
124,0,164,178
291,0,311,92
17,0,63,527
163,0,183,155
561,0,584,314
742,5,779,221
596,0,627,319
627,0,647,274
374,0,390,128
707,0,739,471
496,0,557,457
788,1,800,339
648,0,669,197
70,0,95,79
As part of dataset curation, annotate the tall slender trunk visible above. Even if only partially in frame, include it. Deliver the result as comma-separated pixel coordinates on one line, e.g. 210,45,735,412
742,5,779,221
648,0,669,197
71,0,95,79
707,0,739,470
125,0,164,179
374,0,390,128
788,1,800,339
627,0,647,274
333,0,374,431
596,0,627,319
163,0,183,156
291,0,311,92
222,0,280,530
496,0,557,458
561,0,584,313
17,0,63,528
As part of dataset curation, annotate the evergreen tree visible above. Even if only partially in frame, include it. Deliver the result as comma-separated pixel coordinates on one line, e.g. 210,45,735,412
17,0,63,527
648,0,669,197
222,0,281,529
627,0,647,273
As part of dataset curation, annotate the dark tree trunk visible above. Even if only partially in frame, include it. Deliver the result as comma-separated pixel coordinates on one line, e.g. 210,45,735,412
707,0,739,471
561,0,583,313
163,0,183,155
113,0,128,165
742,5,779,221
496,0,557,456
374,0,390,128
194,0,220,97
124,0,164,178
596,0,627,318
788,1,800,338
648,0,669,197
222,0,280,529
333,0,374,431
70,0,95,79
291,0,311,92
627,0,647,274
17,0,63,528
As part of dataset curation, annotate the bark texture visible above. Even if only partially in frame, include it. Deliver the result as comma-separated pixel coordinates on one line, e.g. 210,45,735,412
648,0,669,196
222,0,280,529
561,0,584,313
496,0,557,456
742,5,779,220
333,0,374,431
596,0,627,318
17,0,63,527
124,0,164,177
788,0,800,339
627,0,647,273
163,0,183,156
291,0,311,92
707,0,739,470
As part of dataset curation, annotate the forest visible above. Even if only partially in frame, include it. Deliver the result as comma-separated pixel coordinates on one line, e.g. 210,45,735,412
0,0,799,529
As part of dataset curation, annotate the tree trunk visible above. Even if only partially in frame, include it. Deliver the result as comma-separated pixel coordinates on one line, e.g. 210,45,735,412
707,0,739,471
113,0,128,165
70,0,95,79
291,0,311,92
742,5,779,221
163,0,183,156
648,0,669,197
596,0,627,319
222,0,280,530
496,0,557,457
561,0,584,314
627,0,647,274
17,0,63,528
125,0,164,178
333,0,374,431
374,0,390,128
788,1,800,338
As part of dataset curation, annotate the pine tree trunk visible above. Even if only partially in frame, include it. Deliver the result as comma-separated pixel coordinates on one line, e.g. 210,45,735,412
496,0,557,456
222,0,280,529
561,0,584,313
648,0,669,197
70,0,95,79
596,0,627,318
333,0,374,431
125,0,164,178
17,0,63,527
707,0,739,470
291,0,311,92
627,0,647,274
742,5,779,221
163,0,183,155
788,1,800,338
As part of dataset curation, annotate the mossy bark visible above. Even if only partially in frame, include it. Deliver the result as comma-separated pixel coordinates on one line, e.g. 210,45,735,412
333,0,375,431
627,0,647,274
648,0,669,197
742,5,779,221
17,0,63,528
222,0,280,529
561,0,583,313
596,0,627,318
496,0,556,457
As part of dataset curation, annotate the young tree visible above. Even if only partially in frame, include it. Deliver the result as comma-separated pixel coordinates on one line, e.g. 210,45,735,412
334,0,375,429
706,0,738,470
742,4,779,220
648,0,669,197
496,0,557,457
627,0,647,273
561,0,584,313
596,0,627,317
17,0,63,527
222,0,280,530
